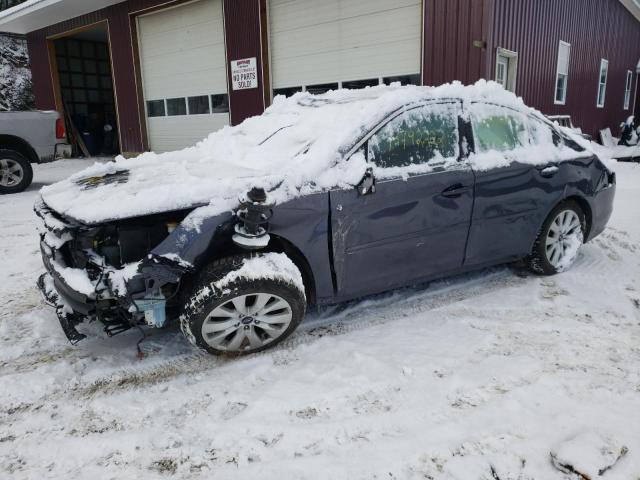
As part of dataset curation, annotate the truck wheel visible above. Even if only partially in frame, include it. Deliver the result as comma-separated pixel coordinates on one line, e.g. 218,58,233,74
0,149,33,194
180,254,306,355
528,200,585,275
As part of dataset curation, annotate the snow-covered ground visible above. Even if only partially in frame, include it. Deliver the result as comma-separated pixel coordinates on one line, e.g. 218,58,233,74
1,158,639,479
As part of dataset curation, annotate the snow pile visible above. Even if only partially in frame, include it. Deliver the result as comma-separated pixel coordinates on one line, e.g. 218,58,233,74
0,34,34,111
550,431,628,478
39,81,575,226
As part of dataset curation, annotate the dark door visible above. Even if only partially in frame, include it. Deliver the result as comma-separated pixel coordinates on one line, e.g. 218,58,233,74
464,103,572,266
330,102,474,299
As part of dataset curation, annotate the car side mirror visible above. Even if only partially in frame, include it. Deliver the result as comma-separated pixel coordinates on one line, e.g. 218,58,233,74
357,167,376,196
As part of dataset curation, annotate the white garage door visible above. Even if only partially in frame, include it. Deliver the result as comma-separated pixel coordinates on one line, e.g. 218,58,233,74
137,0,229,153
269,0,422,96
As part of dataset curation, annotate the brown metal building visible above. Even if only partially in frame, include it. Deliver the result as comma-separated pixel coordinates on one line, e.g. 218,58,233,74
1,0,639,155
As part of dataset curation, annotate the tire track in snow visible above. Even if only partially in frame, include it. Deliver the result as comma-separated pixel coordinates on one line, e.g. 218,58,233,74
72,267,524,398
1,266,525,415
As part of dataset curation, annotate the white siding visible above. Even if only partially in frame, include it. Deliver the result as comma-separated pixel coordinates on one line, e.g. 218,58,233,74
137,0,229,152
269,0,422,88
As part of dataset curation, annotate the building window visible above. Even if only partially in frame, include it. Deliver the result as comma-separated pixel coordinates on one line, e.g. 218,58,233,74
342,78,379,89
211,94,229,113
495,48,518,93
305,83,338,95
554,41,570,105
166,97,187,116
273,86,303,98
146,100,165,117
597,59,608,108
383,74,421,86
624,70,633,110
188,95,210,115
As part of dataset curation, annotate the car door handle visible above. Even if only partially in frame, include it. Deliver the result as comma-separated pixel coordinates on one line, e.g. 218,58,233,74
539,165,559,177
441,184,471,198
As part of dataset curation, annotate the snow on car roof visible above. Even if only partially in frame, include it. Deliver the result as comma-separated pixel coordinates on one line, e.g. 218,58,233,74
38,81,582,226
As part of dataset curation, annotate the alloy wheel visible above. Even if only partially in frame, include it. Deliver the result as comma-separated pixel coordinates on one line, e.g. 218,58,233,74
201,293,293,352
0,158,24,187
545,209,583,270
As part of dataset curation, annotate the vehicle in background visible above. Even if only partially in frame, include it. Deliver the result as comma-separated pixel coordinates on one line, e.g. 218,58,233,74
35,83,616,355
0,110,67,194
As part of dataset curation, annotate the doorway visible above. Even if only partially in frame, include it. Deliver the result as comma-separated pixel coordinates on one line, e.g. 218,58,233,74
51,23,119,156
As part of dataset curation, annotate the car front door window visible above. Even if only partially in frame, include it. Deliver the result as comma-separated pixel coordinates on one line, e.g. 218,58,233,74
367,103,460,173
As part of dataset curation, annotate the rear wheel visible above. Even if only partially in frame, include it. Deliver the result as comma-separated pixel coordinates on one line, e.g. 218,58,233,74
0,149,33,194
528,200,585,275
180,254,306,355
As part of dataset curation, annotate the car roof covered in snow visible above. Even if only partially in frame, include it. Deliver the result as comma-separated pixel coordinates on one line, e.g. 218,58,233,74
38,81,583,226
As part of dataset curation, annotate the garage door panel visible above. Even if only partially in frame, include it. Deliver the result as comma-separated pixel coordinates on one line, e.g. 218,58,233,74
138,0,229,152
269,0,420,29
139,21,225,57
147,115,228,153
270,0,422,89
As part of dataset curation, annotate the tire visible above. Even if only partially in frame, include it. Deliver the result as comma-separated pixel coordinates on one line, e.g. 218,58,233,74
180,254,306,355
528,200,585,275
0,149,33,194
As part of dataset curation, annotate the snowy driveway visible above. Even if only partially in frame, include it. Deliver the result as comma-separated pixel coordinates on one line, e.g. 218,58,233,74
1,159,640,479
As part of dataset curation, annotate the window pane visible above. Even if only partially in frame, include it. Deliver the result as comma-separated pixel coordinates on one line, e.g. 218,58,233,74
59,73,70,87
383,74,420,86
555,74,566,103
273,86,302,98
305,83,338,95
73,89,86,102
71,74,84,88
86,75,98,89
147,100,165,117
67,40,80,57
69,58,82,72
81,42,95,58
56,57,68,72
188,95,210,115
368,103,459,169
342,78,379,89
211,94,229,113
88,89,100,103
166,97,186,116
471,105,529,152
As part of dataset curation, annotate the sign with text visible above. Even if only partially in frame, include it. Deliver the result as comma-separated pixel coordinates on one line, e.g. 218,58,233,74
230,57,258,90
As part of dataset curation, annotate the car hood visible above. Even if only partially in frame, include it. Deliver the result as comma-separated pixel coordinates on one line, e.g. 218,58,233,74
39,155,285,225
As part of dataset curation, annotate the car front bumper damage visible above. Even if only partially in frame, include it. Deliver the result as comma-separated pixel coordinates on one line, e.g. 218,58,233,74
34,198,188,344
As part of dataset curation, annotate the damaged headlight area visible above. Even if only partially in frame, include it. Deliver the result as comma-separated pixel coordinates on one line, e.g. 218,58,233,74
35,198,193,343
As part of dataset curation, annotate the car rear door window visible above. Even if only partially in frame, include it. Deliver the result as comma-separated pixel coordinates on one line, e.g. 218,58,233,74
367,103,459,169
471,104,529,152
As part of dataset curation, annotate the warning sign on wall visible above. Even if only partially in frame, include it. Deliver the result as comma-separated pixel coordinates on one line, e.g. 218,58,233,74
230,57,258,90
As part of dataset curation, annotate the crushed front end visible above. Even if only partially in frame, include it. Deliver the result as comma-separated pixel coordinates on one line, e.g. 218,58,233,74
34,197,192,344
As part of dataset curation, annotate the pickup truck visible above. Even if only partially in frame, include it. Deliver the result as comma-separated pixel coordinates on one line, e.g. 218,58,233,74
0,110,66,194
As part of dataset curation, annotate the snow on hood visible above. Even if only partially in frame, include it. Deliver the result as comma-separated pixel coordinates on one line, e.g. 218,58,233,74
40,80,557,225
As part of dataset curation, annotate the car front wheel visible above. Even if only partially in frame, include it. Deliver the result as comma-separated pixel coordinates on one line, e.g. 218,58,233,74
0,149,33,194
529,200,585,275
180,254,306,355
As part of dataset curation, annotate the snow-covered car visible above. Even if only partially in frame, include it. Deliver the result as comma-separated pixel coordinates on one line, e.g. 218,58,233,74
35,81,616,355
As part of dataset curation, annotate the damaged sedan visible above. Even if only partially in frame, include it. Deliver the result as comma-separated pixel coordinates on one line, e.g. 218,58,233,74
35,81,616,355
